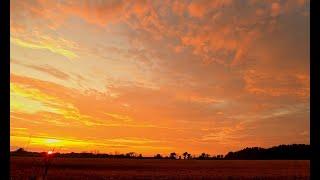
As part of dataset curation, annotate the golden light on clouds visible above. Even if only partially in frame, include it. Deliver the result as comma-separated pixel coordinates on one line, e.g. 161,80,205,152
10,36,78,59
10,0,309,156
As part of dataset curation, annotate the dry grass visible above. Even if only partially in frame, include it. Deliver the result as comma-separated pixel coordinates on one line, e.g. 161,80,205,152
10,157,309,180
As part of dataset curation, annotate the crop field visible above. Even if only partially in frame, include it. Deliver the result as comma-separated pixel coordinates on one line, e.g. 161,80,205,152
11,157,309,179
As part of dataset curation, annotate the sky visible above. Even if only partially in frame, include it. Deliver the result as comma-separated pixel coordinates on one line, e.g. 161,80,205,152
10,0,309,156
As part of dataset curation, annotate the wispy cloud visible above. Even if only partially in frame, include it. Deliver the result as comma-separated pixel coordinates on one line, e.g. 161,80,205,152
11,36,77,59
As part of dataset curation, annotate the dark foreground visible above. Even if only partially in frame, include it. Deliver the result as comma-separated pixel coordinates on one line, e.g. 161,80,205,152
11,157,309,180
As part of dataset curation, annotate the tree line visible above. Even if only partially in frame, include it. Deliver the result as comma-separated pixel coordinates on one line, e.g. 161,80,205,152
11,144,310,160
224,144,310,160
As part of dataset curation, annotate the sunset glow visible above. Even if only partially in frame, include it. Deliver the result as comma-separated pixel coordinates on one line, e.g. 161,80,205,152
10,0,309,156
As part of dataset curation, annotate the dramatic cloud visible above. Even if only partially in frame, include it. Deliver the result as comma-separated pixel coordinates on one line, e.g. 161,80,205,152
10,0,309,155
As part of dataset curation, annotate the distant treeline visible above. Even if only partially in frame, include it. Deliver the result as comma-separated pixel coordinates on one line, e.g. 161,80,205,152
11,144,310,160
224,144,310,160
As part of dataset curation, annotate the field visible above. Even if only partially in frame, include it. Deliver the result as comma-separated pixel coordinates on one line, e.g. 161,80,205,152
11,157,309,180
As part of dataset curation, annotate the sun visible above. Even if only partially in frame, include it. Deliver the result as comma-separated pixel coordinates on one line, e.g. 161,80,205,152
47,150,53,155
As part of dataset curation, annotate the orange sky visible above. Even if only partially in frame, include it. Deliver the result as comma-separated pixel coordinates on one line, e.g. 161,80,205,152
10,0,310,156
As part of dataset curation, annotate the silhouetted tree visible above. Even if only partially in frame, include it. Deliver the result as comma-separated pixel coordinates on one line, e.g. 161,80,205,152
126,152,136,158
198,152,210,160
183,152,189,159
10,144,310,160
169,152,177,159
187,153,191,159
15,148,26,153
11,148,39,157
154,154,163,159
224,144,310,160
